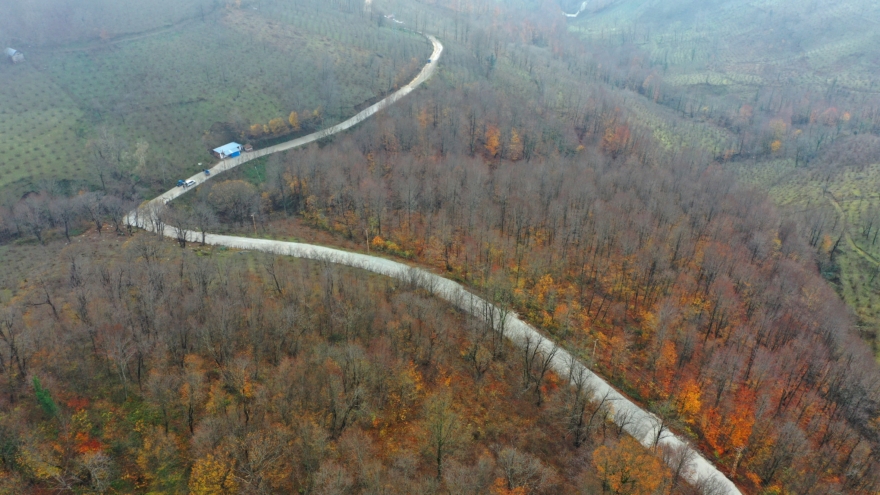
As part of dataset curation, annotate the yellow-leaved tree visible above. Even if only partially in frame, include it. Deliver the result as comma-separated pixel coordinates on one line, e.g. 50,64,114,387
507,129,523,161
269,118,288,135
485,125,501,157
676,378,703,422
189,453,238,495
592,437,667,495
288,111,300,131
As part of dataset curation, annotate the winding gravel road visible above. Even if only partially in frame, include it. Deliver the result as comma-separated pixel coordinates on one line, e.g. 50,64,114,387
128,32,741,495
563,1,589,17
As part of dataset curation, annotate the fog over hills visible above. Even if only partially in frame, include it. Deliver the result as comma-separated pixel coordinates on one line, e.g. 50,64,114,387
1,0,880,494
567,0,880,93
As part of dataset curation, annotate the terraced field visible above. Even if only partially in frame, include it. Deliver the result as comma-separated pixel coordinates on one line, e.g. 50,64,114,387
733,157,880,350
0,1,428,194
569,0,880,95
0,0,217,46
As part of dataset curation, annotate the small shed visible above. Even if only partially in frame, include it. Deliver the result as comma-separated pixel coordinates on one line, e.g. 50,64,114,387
212,142,242,159
5,48,24,64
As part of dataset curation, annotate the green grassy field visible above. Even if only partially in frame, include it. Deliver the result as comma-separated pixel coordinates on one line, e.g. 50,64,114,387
0,0,428,194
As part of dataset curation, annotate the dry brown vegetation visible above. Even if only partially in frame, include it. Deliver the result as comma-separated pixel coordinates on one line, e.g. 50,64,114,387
0,235,688,493
4,0,880,493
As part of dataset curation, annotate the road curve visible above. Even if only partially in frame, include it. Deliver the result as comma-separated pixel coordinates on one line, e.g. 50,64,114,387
128,33,741,495
563,1,589,18
134,34,443,209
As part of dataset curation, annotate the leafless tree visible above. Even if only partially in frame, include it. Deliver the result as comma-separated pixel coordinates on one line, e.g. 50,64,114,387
423,392,462,480
661,442,697,492
13,195,48,244
443,457,495,495
521,335,559,406
77,192,106,235
0,305,30,391
191,201,217,245
50,196,77,242
166,207,195,248
495,446,558,494
103,326,134,400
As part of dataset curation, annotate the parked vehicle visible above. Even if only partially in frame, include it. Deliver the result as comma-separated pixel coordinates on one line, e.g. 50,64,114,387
177,179,197,188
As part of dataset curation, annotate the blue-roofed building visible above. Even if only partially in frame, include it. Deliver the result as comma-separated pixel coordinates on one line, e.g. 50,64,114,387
5,48,23,64
212,142,242,159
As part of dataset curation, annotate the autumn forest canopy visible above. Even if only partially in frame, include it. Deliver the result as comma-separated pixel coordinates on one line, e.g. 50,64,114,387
2,0,880,494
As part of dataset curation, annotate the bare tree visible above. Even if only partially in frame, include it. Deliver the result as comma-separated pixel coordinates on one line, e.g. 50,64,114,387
690,475,729,495
463,320,492,381
102,195,133,235
77,192,105,235
79,452,112,493
144,202,167,238
50,196,78,242
29,278,59,321
477,281,513,360
647,405,674,452
261,254,288,297
521,335,559,406
423,391,462,480
495,446,558,494
443,457,495,495
661,442,697,492
88,127,123,193
13,195,49,244
0,305,30,390
561,357,594,447
191,201,217,245
207,180,259,226
104,326,134,400
313,460,354,495
613,407,640,438
166,207,195,248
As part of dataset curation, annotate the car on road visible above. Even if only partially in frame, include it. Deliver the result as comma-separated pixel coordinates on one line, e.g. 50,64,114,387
177,179,197,188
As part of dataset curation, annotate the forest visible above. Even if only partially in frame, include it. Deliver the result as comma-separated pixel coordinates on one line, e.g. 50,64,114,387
0,234,704,493
3,0,880,493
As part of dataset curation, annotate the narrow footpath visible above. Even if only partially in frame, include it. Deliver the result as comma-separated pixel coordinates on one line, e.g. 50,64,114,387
826,191,880,267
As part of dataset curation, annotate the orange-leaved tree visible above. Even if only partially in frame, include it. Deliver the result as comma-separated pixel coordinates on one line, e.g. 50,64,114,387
485,125,501,157
703,386,756,460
